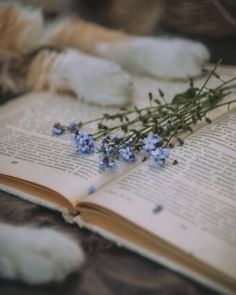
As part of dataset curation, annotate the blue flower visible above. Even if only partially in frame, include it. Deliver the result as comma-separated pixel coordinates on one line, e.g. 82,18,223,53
71,130,95,154
52,123,65,136
149,147,170,167
99,144,114,156
99,134,119,156
101,134,119,144
88,185,96,194
99,155,117,170
141,133,161,155
119,145,136,164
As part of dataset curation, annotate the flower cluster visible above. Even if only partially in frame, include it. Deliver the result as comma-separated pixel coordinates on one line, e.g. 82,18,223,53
98,134,137,168
99,155,117,170
98,134,119,170
119,144,136,164
52,123,170,170
149,147,170,167
52,63,236,171
140,133,170,167
99,134,119,155
71,130,95,154
52,123,65,136
141,133,161,155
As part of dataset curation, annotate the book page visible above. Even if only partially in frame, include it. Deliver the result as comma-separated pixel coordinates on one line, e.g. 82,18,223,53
82,110,236,282
0,66,235,209
0,92,134,209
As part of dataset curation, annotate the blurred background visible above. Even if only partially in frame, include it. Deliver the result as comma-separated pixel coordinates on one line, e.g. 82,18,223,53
19,0,236,64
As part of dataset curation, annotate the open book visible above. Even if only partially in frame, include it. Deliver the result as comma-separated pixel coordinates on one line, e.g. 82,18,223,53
0,66,236,295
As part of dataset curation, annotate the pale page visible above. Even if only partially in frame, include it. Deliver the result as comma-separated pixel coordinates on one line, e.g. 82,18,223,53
0,92,133,207
83,110,236,282
0,66,235,208
132,64,236,106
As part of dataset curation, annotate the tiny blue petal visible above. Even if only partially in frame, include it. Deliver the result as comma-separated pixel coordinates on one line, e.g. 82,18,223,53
101,134,119,145
149,147,170,167
88,185,96,194
141,133,161,155
99,155,118,170
71,130,95,154
119,146,136,164
99,133,119,156
52,123,65,136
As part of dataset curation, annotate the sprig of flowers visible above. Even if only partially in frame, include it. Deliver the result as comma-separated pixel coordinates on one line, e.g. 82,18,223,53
52,63,236,170
71,130,95,154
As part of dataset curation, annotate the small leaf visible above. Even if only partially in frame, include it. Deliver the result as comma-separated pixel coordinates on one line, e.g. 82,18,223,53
154,99,161,104
134,106,141,114
172,87,197,104
177,138,184,146
173,159,178,165
192,115,197,125
213,72,220,79
98,123,108,130
189,78,194,88
159,88,165,98
186,126,193,132
77,122,83,128
148,92,153,101
121,124,128,132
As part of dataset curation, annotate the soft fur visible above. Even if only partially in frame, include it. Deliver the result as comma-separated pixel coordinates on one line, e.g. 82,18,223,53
0,1,210,285
0,224,84,284
0,2,209,105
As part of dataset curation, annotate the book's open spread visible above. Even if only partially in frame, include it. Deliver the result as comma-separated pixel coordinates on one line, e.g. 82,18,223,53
0,66,236,294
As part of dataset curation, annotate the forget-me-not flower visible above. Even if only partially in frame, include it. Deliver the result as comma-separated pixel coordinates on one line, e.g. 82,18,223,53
141,133,161,155
149,147,170,167
99,134,119,155
52,123,65,136
119,145,136,164
71,130,95,154
99,155,117,170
